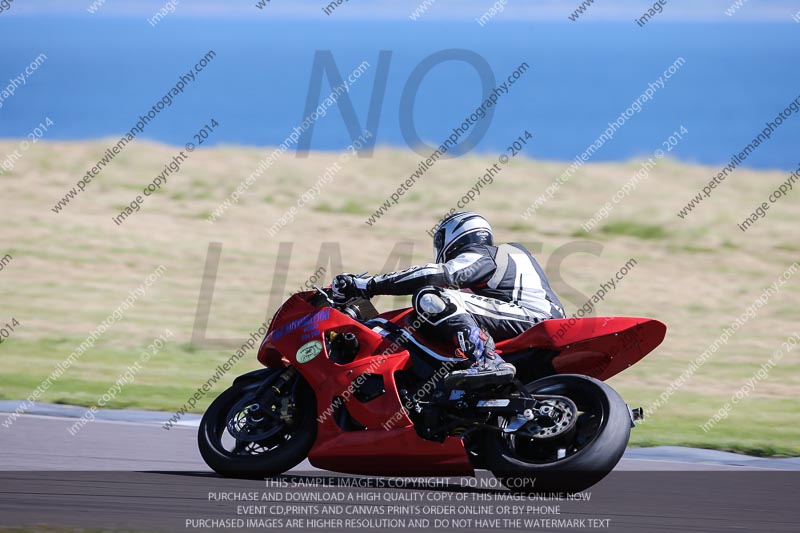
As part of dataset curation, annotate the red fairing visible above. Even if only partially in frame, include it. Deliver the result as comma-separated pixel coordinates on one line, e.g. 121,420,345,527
496,316,667,381
261,294,474,477
375,311,667,382
257,294,318,368
307,347,472,477
254,292,665,476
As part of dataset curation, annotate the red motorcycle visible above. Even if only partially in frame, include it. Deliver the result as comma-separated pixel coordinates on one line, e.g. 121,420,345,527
198,287,666,492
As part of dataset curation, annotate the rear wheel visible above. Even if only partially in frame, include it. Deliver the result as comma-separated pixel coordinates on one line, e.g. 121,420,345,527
198,368,317,478
483,374,630,493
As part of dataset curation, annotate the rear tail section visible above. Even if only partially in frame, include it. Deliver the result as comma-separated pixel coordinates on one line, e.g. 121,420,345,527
497,317,667,382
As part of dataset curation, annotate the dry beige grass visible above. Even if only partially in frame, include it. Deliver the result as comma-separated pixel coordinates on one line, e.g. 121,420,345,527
1,139,798,453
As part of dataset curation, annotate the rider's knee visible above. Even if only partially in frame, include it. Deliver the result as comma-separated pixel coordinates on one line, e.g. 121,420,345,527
413,286,456,325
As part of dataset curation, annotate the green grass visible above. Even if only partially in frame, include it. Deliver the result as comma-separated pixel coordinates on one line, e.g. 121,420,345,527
625,392,800,457
2,141,798,458
669,244,716,254
0,338,262,414
776,242,800,253
599,221,669,240
504,222,531,232
313,199,370,215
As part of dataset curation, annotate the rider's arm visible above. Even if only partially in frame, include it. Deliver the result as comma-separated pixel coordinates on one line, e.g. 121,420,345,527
367,248,496,296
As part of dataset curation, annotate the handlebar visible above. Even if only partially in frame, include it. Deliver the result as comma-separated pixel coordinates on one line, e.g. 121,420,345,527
311,285,378,322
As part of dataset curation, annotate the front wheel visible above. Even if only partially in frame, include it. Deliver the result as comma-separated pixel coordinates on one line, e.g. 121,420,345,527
483,374,631,493
198,368,317,478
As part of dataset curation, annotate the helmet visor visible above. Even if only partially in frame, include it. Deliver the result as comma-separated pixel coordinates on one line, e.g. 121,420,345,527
433,230,445,262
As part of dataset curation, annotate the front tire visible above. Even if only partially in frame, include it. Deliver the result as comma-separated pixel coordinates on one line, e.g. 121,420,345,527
483,374,630,493
198,369,317,478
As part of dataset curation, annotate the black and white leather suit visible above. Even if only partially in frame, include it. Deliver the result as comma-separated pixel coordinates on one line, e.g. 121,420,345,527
361,242,565,352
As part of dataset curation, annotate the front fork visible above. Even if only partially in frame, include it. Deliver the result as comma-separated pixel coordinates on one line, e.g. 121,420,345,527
252,366,297,398
243,366,300,424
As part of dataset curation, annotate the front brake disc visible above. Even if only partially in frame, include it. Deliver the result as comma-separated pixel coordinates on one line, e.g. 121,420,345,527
226,397,284,442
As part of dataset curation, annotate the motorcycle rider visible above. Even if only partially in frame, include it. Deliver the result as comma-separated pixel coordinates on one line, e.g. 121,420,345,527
332,211,565,388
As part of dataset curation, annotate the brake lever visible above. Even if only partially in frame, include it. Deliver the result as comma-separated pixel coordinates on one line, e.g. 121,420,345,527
314,272,370,307
312,285,336,306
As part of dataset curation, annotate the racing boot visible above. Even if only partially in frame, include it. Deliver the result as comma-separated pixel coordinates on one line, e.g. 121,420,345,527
444,326,516,390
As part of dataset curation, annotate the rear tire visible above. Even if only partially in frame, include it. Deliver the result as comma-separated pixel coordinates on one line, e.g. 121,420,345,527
483,374,630,493
198,370,317,478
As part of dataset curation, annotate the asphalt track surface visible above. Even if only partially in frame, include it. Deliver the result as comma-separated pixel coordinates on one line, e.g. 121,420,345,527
2,411,799,532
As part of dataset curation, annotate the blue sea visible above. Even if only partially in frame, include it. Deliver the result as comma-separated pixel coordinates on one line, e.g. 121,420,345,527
1,17,799,169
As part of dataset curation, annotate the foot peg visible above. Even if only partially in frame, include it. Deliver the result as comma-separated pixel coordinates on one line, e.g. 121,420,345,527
444,362,516,390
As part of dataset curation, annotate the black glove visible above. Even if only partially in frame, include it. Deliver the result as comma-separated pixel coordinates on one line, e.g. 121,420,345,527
331,273,372,303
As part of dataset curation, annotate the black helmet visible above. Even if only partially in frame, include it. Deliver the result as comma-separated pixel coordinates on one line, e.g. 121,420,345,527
433,212,493,263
